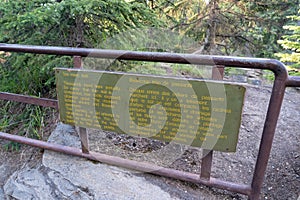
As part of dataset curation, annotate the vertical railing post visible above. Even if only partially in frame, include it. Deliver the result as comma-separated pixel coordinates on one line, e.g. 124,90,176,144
73,56,89,154
200,65,225,179
249,77,287,199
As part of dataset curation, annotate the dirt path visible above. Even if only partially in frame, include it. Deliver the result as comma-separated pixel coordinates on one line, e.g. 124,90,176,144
0,85,299,199
88,85,300,199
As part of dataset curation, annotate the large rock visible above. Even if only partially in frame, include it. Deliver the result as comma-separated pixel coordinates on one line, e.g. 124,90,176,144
3,124,179,200
0,188,4,199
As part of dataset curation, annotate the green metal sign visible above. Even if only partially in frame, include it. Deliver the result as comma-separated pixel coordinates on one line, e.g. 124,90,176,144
56,68,246,152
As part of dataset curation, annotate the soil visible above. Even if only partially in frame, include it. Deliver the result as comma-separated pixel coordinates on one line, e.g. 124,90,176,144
0,85,299,200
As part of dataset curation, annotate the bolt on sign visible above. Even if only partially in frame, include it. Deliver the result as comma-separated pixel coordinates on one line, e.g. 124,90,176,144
56,68,246,152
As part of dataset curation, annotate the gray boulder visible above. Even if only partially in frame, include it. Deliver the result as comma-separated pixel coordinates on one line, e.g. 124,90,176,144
3,124,177,200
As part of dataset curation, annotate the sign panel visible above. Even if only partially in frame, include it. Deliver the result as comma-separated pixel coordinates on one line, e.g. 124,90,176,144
56,68,246,152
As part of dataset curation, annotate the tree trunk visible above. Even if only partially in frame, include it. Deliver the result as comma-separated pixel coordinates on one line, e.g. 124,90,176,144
202,0,218,54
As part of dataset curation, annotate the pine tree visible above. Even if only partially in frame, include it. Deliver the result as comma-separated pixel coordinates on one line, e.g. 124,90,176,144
276,9,300,74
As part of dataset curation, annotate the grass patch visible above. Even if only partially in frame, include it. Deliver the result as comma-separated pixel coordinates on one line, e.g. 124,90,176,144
0,101,55,151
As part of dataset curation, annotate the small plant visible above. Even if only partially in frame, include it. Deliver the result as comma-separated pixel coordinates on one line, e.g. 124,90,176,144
225,67,247,76
263,71,275,81
0,101,20,132
3,141,21,152
0,100,49,151
288,68,300,76
0,52,63,152
23,105,45,140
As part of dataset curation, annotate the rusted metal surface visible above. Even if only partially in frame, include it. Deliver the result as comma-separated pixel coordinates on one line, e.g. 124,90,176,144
78,127,89,154
73,55,83,69
0,44,288,77
73,56,90,154
249,77,287,199
211,65,225,80
0,92,58,108
0,43,299,199
0,130,251,195
286,76,300,87
200,150,213,180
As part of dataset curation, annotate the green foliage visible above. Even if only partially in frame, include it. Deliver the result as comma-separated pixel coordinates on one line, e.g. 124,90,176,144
0,0,161,96
83,27,200,74
275,9,300,73
263,71,275,81
148,0,298,57
0,0,161,46
1,54,72,96
0,0,161,149
0,100,49,151
0,102,46,137
0,0,299,151
3,142,21,152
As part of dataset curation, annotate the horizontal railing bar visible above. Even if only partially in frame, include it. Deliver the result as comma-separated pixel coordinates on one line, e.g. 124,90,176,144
0,92,58,109
286,76,300,87
2,43,298,199
0,131,252,196
0,43,288,80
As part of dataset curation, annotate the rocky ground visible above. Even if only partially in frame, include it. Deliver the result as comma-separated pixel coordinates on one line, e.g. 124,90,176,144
0,84,299,200
89,85,300,200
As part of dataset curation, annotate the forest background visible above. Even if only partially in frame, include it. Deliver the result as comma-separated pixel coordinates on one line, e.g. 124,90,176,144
0,0,299,149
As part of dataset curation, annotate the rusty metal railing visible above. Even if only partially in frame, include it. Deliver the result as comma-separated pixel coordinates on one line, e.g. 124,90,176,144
0,43,299,199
